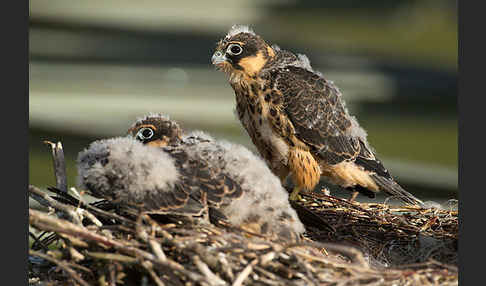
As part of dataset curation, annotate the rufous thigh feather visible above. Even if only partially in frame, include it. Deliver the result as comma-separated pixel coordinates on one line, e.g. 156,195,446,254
288,148,321,191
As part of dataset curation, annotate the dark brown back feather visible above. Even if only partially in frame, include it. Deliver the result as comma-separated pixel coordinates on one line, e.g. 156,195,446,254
157,147,244,216
270,66,360,165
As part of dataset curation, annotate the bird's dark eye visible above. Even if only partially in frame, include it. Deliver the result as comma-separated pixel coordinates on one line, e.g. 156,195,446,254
136,127,154,141
227,44,243,56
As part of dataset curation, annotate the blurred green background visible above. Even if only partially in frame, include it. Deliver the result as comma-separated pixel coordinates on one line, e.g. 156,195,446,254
29,0,457,203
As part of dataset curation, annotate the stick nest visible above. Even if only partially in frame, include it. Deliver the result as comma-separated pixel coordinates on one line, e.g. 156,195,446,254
29,142,458,286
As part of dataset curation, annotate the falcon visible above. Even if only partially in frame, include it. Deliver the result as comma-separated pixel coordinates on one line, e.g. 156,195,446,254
77,115,305,240
211,25,423,205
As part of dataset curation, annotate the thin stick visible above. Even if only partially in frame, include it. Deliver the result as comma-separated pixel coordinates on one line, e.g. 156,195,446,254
44,141,68,193
193,255,227,286
48,187,135,226
85,252,138,263
141,260,166,286
149,239,167,262
232,259,257,286
30,208,117,248
30,249,90,286
29,185,82,225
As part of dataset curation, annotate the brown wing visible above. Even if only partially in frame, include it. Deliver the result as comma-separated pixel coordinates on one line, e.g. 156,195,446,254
270,66,362,165
146,147,243,216
268,66,423,205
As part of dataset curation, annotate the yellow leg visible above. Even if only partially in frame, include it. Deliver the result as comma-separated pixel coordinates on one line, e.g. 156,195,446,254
289,186,303,201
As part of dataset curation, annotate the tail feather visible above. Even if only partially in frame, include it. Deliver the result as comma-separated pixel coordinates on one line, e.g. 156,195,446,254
371,174,424,206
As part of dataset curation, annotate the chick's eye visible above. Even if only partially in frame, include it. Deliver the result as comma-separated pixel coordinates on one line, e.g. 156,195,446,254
227,44,242,56
136,127,154,141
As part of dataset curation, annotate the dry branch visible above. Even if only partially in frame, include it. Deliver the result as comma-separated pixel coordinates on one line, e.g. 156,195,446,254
44,141,68,193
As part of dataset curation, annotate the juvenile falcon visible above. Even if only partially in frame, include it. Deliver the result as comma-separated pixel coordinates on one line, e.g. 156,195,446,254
77,115,305,240
211,25,423,205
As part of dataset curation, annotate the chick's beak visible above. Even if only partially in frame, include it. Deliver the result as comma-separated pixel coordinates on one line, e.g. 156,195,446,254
211,51,229,65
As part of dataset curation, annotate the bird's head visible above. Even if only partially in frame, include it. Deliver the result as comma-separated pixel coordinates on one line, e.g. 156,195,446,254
127,114,182,147
212,25,275,77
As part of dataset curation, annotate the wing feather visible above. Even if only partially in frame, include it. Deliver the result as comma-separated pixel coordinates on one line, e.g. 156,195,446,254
161,147,243,215
272,66,361,165
263,56,423,205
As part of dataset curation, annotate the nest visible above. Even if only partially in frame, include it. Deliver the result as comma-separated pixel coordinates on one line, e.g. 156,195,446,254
29,142,458,286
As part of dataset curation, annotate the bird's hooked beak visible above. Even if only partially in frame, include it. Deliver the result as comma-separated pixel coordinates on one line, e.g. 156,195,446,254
211,51,231,66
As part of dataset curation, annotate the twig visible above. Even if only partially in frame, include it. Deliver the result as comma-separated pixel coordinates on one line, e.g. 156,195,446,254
30,208,117,248
392,258,458,272
44,141,68,193
85,252,137,263
29,185,82,225
140,260,166,286
30,249,90,286
149,239,167,262
108,263,117,286
193,255,227,286
232,259,258,286
48,186,135,226
305,193,373,215
284,240,369,268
